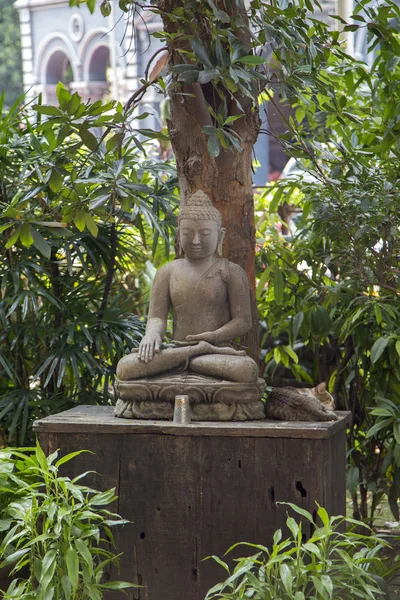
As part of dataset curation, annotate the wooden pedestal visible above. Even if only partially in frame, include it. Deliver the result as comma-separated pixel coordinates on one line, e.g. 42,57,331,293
34,407,350,600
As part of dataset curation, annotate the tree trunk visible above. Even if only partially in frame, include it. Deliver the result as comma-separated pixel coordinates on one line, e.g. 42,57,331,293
160,1,261,360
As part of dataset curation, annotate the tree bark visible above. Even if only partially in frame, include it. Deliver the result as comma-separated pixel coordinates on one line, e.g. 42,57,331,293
159,0,261,360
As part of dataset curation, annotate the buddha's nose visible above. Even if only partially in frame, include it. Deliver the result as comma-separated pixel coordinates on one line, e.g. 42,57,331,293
192,231,201,244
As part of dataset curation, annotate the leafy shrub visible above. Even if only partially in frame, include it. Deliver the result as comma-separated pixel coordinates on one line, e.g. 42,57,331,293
255,0,400,521
0,87,177,444
205,503,393,600
0,443,137,599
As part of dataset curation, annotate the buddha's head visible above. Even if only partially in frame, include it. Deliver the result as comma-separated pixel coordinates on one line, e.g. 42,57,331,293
178,191,225,260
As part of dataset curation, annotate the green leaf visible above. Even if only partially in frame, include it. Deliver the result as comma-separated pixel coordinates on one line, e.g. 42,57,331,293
236,55,267,66
374,303,383,325
171,64,201,74
286,517,299,539
393,422,400,446
40,549,57,591
19,223,34,248
202,125,217,136
89,488,117,506
366,418,392,439
138,129,169,141
274,269,284,305
284,346,299,364
395,339,400,357
5,227,21,249
273,528,282,545
106,132,123,152
199,68,219,84
31,228,51,259
394,444,400,467
303,542,321,556
99,582,139,589
49,169,63,193
207,135,220,157
269,186,284,213
0,519,12,532
178,70,200,83
78,126,99,151
66,547,79,591
61,576,71,598
317,505,330,528
56,82,71,109
310,306,331,336
74,210,86,232
388,484,399,521
370,336,390,364
190,38,213,68
256,267,270,300
0,548,30,567
55,450,89,468
278,502,314,522
33,105,63,116
84,213,99,237
66,92,81,115
75,538,93,569
292,312,304,339
280,564,293,595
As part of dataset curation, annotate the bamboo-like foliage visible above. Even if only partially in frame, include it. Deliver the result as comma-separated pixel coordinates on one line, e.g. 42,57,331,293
205,503,394,599
0,444,138,598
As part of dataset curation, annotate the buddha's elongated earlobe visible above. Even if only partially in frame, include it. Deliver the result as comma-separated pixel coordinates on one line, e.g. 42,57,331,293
217,228,226,257
178,237,184,258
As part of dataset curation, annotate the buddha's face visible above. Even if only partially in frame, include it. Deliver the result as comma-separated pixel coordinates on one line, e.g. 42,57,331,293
179,218,220,260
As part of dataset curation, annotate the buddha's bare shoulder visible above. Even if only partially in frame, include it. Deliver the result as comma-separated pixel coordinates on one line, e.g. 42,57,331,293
154,259,185,280
214,258,248,283
224,259,246,275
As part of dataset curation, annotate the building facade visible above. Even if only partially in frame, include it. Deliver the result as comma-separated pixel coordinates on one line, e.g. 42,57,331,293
15,0,163,124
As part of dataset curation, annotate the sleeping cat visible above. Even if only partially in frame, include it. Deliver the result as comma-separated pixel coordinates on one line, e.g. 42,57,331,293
265,382,337,422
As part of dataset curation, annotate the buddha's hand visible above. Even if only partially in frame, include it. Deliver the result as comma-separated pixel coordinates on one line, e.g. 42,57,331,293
138,333,162,363
186,331,217,345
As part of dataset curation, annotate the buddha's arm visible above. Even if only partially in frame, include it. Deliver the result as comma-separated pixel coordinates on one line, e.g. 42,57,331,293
186,263,252,345
138,265,171,362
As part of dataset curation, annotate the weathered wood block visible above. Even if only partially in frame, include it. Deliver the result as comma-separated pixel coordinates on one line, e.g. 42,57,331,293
34,406,350,600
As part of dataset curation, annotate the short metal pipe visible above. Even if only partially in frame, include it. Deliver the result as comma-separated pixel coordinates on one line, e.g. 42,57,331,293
173,395,191,424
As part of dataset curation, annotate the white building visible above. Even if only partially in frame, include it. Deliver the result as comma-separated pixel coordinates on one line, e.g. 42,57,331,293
14,0,163,121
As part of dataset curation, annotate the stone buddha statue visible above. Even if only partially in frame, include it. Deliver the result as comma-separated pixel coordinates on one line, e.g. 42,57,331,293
115,190,266,420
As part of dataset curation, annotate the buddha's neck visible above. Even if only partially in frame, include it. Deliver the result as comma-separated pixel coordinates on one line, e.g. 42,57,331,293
185,254,218,269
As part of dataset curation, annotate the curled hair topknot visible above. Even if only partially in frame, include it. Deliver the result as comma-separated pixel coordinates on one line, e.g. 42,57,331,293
178,190,222,226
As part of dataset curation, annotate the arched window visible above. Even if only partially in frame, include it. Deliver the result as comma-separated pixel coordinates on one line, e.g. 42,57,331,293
44,50,73,104
88,45,110,82
86,45,110,101
45,50,72,85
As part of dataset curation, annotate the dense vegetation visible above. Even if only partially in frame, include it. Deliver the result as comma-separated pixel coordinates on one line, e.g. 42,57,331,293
0,0,23,107
0,444,136,598
255,0,400,522
206,503,394,599
0,88,177,445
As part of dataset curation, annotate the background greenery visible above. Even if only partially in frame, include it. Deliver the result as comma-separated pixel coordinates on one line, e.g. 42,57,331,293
0,0,23,108
254,0,400,523
0,87,177,445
